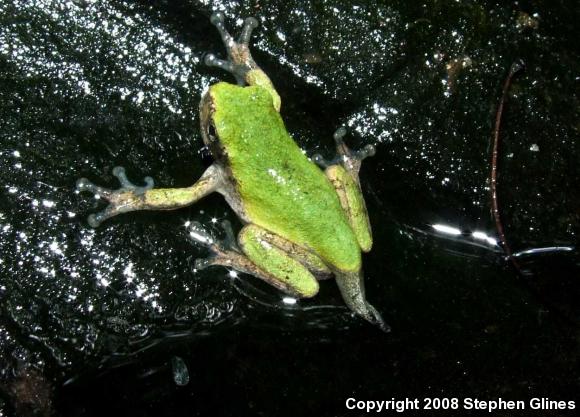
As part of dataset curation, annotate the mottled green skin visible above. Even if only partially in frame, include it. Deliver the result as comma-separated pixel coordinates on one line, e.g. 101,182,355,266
209,82,361,273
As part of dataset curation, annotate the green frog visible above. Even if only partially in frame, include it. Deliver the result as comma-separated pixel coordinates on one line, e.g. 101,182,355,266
76,12,387,331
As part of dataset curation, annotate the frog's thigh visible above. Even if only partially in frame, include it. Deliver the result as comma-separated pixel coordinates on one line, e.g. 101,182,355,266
238,225,320,298
325,165,373,252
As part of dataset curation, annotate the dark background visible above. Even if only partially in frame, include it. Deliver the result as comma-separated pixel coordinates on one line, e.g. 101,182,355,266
0,1,578,416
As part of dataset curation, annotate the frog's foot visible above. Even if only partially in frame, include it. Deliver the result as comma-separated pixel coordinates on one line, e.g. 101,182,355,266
335,269,390,332
313,127,376,179
189,220,245,272
204,12,259,85
76,166,154,227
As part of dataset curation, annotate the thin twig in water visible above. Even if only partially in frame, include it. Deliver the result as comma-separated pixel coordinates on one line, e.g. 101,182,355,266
490,60,524,270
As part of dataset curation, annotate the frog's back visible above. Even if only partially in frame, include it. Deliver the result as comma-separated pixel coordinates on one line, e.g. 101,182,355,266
209,82,360,271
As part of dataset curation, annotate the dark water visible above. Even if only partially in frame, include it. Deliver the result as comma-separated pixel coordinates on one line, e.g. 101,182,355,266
0,0,579,416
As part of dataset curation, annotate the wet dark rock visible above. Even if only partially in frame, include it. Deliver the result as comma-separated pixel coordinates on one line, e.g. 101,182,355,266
0,1,578,416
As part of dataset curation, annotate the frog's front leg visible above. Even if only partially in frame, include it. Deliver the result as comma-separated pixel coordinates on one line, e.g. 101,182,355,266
314,127,376,252
204,12,281,111
193,222,329,298
76,164,222,227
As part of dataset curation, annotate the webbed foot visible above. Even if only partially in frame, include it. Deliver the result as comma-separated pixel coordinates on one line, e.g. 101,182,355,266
76,167,154,227
313,127,376,177
204,12,259,85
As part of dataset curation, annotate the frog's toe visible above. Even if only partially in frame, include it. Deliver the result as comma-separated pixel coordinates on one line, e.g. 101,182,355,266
81,200,128,228
333,126,348,143
76,177,112,199
219,220,240,251
86,210,113,228
86,213,100,228
210,11,225,25
332,127,353,158
204,54,235,74
354,144,376,161
209,12,231,42
238,17,259,45
312,153,331,169
194,257,212,271
111,166,154,194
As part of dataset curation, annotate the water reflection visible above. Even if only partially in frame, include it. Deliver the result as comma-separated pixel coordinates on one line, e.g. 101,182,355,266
512,246,575,258
431,223,498,247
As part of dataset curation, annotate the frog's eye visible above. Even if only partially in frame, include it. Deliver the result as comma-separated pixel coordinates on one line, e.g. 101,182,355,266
207,122,217,143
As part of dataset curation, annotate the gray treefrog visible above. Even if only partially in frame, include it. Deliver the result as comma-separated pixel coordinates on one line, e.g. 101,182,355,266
77,13,387,331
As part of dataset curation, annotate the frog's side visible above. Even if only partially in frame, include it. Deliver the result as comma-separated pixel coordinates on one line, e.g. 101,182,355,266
76,13,386,330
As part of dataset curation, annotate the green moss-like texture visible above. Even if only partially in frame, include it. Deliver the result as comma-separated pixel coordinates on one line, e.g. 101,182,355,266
210,82,361,272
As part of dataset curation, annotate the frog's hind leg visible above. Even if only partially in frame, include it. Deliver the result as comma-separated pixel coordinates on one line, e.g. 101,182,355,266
238,225,322,297
193,222,323,298
76,164,223,227
205,12,281,111
313,128,375,252
242,226,332,280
